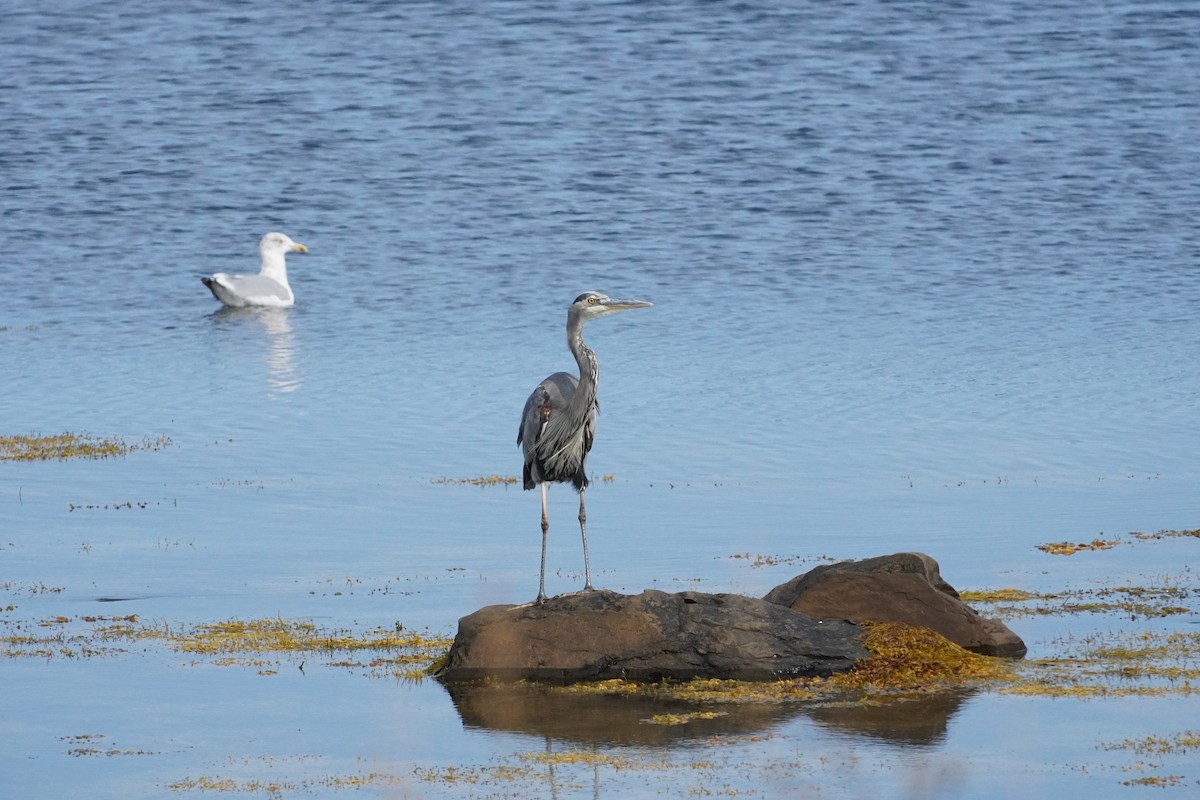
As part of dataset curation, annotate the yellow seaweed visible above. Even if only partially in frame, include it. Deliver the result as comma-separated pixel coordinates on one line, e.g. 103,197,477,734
0,433,172,462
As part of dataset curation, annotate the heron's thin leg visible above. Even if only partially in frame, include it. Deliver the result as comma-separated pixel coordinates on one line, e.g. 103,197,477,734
537,482,549,604
578,486,593,591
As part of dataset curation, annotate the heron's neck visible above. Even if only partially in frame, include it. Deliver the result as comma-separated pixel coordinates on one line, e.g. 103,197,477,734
259,249,289,281
568,321,599,407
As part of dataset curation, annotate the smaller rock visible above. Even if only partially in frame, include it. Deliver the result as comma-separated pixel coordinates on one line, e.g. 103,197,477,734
763,552,1026,658
436,589,868,684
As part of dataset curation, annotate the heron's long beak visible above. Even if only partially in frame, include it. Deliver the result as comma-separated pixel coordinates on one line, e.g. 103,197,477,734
600,298,653,311
291,243,309,253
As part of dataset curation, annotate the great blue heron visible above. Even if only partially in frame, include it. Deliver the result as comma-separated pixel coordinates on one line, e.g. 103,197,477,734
518,291,653,604
201,232,308,308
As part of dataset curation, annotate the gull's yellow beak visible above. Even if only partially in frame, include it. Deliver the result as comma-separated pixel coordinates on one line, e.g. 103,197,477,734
291,243,309,253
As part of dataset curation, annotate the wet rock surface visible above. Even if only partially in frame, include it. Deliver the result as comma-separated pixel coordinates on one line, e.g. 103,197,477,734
436,588,867,684
763,552,1027,658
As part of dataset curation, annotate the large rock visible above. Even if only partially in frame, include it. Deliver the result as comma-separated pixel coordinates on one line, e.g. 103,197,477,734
436,589,868,684
763,552,1026,658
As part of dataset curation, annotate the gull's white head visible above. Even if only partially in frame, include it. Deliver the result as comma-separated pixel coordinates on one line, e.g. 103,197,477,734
260,231,308,257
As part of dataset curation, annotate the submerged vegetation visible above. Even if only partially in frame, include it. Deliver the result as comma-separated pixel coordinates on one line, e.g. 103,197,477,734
1036,538,1123,555
1099,731,1200,788
960,580,1194,620
433,474,519,487
0,432,172,461
0,612,452,681
1036,528,1200,555
167,769,407,796
1007,629,1200,699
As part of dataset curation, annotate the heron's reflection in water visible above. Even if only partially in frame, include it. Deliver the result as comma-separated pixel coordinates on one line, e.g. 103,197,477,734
211,307,301,396
541,737,601,800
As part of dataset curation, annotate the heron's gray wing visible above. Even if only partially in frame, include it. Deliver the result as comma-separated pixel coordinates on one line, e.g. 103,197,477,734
518,384,554,489
517,386,547,448
518,372,578,445
518,372,582,488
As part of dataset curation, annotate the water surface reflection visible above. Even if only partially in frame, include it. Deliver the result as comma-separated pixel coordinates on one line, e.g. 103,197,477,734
806,689,975,746
444,683,971,747
210,306,301,395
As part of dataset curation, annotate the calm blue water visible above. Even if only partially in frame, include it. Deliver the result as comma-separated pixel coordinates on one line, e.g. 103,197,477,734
2,1,1198,798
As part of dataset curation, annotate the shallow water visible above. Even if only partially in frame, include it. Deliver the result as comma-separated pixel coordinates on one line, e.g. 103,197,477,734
2,1,1199,797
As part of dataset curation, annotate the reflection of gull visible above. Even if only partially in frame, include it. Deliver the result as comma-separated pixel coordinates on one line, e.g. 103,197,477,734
212,307,301,394
201,232,308,308
256,309,300,394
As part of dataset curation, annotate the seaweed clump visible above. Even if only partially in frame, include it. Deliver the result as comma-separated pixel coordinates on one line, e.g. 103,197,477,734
831,622,1013,692
561,622,1013,705
0,433,171,462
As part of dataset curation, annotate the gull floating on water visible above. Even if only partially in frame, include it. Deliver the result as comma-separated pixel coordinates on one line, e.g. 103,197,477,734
201,232,308,308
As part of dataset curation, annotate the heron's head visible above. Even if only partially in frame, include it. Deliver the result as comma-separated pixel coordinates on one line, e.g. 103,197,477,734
569,291,653,321
260,231,309,256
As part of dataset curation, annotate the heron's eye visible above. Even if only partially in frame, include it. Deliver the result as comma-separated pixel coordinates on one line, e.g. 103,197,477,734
587,297,597,305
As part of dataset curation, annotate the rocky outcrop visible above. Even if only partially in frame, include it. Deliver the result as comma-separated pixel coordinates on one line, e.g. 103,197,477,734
436,553,1025,684
436,588,867,684
763,552,1026,658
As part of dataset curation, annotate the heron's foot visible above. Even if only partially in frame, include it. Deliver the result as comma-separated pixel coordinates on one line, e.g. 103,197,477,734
515,592,550,609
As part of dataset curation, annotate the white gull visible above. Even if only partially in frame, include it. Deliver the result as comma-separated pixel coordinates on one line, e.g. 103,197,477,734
201,232,308,308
